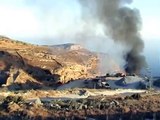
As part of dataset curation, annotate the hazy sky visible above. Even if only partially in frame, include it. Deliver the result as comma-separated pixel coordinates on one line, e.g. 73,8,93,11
0,0,159,44
131,0,160,40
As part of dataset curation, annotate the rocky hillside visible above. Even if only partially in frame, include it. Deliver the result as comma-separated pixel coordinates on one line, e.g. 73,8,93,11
0,36,100,89
0,36,124,89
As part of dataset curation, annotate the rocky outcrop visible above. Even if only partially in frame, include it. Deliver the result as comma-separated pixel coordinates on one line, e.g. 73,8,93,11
55,64,88,83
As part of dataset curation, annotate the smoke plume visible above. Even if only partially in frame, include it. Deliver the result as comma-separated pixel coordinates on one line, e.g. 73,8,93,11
79,0,146,73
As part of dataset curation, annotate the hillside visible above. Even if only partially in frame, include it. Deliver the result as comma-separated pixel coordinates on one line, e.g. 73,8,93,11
0,36,125,90
0,36,102,89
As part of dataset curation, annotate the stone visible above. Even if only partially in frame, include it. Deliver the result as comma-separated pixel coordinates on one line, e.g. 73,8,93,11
124,107,130,113
7,103,21,112
113,100,120,106
84,105,88,109
35,98,43,106
131,93,141,100
54,104,61,110
78,104,83,110
79,89,88,96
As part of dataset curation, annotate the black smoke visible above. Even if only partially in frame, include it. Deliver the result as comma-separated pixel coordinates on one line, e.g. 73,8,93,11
79,0,147,73
125,50,146,73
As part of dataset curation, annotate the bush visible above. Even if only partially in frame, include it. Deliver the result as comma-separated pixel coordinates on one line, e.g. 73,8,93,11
2,96,24,105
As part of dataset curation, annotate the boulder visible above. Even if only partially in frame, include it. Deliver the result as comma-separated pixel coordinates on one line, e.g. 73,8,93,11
35,98,43,106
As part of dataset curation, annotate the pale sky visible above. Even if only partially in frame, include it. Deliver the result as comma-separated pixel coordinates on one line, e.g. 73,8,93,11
131,0,160,40
0,0,159,44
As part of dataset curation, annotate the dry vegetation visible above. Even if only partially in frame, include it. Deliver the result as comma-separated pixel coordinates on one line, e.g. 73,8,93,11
0,90,159,120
